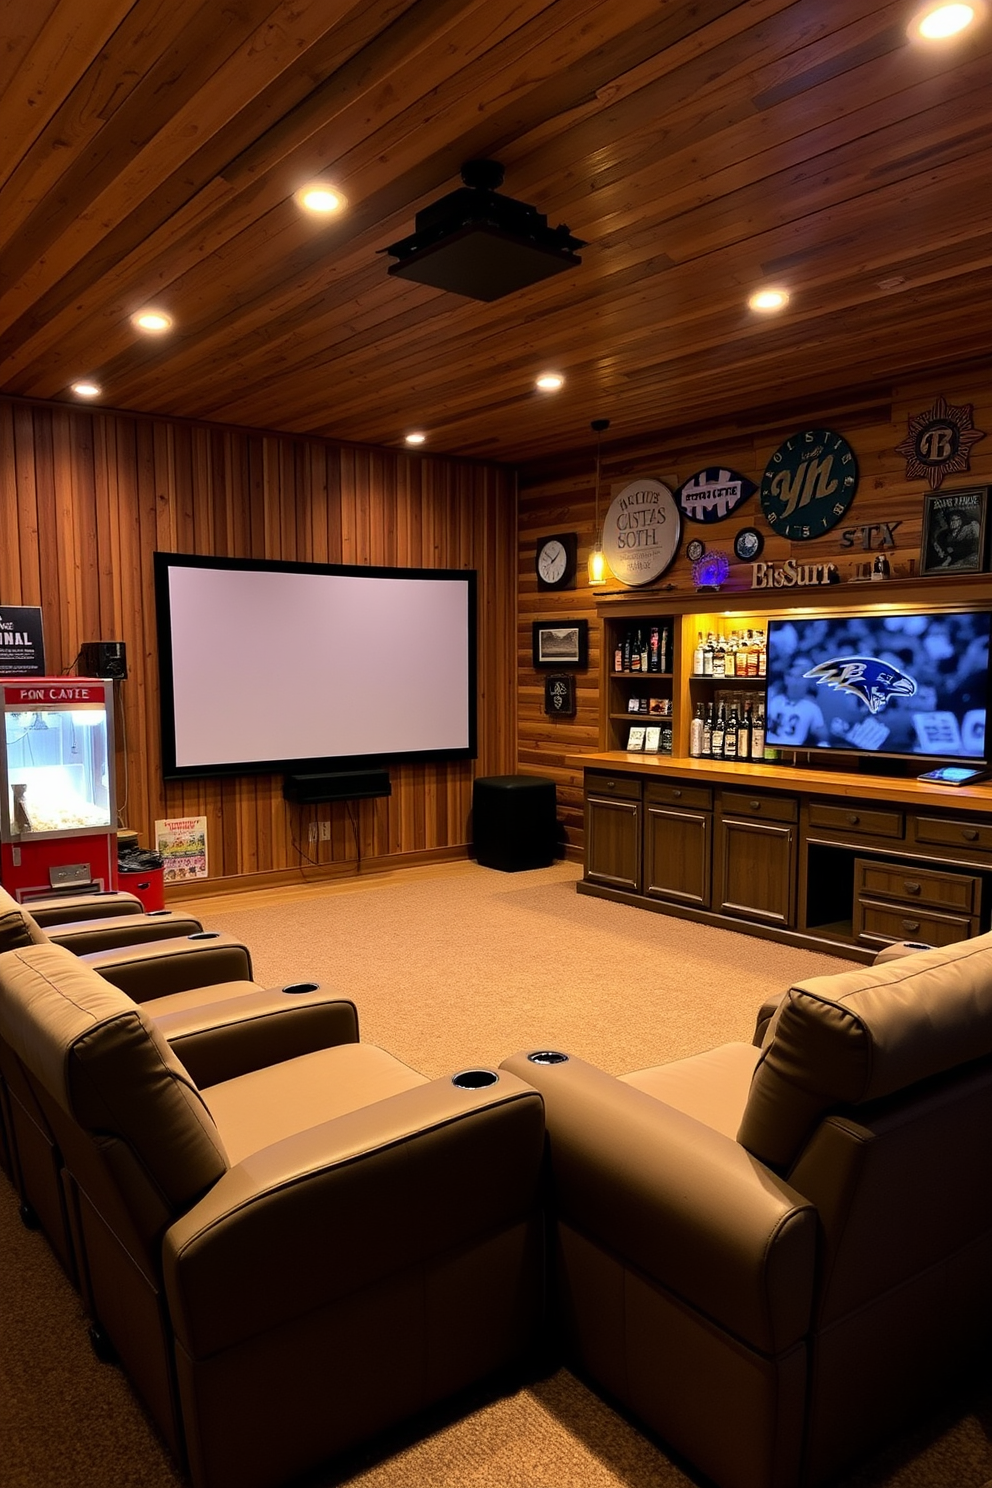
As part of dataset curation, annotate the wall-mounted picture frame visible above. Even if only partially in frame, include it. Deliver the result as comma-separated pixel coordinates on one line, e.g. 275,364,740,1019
543,673,576,716
532,619,588,669
919,486,989,576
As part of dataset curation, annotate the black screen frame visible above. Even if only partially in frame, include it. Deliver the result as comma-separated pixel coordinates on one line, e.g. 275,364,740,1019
154,552,478,780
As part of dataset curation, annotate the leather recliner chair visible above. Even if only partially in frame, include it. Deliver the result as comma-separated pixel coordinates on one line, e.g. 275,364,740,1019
0,942,546,1488
503,932,992,1488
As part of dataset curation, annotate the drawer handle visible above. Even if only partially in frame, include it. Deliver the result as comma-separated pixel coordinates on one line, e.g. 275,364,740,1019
848,813,860,825
606,780,616,790
749,800,761,810
963,828,979,841
902,919,921,933
672,788,682,798
903,881,922,895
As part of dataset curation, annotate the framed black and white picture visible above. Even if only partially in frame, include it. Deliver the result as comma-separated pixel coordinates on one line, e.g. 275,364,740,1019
919,486,988,576
532,619,588,669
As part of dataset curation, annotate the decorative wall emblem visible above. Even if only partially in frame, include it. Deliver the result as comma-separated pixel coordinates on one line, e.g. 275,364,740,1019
733,527,763,561
894,395,986,490
675,467,756,523
685,537,705,563
602,479,681,586
692,551,730,590
760,429,859,540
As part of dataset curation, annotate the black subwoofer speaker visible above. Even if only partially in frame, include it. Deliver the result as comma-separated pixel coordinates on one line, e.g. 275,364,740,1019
472,775,557,872
80,640,127,679
283,770,392,804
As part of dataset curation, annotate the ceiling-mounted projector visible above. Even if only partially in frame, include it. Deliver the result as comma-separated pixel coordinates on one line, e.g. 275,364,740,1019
383,160,586,302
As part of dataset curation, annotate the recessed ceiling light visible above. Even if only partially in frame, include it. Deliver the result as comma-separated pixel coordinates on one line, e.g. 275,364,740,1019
71,381,102,398
535,372,565,391
296,184,347,214
131,309,173,334
910,2,978,39
405,432,426,446
748,287,790,312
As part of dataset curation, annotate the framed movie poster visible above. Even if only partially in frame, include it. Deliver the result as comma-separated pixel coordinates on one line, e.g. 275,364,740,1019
532,620,588,669
919,487,988,576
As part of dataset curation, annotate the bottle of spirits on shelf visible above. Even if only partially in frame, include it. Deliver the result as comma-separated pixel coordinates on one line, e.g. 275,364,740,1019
725,631,738,679
659,625,669,673
712,635,726,678
631,631,642,671
690,703,705,757
751,706,766,761
640,631,649,671
711,703,726,759
739,703,752,761
623,629,633,671
702,702,714,757
724,705,738,760
756,629,767,677
693,632,705,675
703,634,715,677
648,625,660,672
614,634,623,672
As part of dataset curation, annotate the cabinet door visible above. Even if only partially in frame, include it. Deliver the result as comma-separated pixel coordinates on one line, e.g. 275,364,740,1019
717,815,795,927
586,795,641,892
644,803,711,908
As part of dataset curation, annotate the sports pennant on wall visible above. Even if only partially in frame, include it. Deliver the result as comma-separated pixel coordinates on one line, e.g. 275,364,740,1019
894,395,986,489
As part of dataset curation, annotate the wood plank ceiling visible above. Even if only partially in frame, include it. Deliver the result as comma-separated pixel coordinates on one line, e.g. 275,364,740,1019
1,0,990,465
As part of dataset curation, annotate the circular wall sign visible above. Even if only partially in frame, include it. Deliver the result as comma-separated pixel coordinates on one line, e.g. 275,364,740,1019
686,537,706,563
734,527,763,561
760,429,859,540
602,478,681,586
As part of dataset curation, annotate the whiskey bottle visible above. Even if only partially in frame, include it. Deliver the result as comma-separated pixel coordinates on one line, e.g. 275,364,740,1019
659,625,669,673
711,703,726,759
614,633,623,672
712,635,726,678
623,629,633,671
703,633,715,676
756,629,767,677
640,631,649,671
751,706,766,761
724,706,738,760
738,703,752,761
693,632,705,675
648,625,660,672
631,630,642,671
690,703,705,758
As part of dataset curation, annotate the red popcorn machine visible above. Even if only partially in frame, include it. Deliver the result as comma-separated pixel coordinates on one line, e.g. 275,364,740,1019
0,677,118,901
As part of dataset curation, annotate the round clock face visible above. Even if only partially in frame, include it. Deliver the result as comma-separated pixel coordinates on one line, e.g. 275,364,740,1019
536,534,575,588
760,429,859,540
734,527,763,561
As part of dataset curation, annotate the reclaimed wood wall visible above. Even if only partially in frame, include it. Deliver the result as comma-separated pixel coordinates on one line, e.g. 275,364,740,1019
0,397,516,889
518,369,992,854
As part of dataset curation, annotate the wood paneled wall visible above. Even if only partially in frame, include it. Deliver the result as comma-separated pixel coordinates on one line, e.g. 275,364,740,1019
0,398,516,889
518,372,992,853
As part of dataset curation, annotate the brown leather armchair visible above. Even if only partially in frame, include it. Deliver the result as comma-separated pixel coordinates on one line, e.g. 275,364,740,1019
504,933,992,1488
0,942,546,1488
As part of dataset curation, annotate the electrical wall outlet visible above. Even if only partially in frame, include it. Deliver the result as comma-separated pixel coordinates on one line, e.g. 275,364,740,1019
307,822,318,842
319,821,331,840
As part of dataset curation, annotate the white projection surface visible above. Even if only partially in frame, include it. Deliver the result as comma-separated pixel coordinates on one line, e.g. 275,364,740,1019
160,562,474,772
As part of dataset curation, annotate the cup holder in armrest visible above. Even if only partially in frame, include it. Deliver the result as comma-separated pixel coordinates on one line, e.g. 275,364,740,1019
187,931,221,940
527,1050,569,1065
281,981,321,995
451,1068,499,1089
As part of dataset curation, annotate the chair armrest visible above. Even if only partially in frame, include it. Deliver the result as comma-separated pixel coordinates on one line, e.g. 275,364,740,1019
22,890,145,925
150,985,359,1085
753,992,786,1046
501,1051,815,1354
81,933,253,999
163,1072,545,1359
46,910,204,954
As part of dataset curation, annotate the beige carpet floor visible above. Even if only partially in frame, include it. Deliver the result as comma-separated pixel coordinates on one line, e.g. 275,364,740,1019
4,859,992,1488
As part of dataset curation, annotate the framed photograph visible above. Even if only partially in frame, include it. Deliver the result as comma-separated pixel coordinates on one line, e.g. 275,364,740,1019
919,487,988,576
532,619,589,669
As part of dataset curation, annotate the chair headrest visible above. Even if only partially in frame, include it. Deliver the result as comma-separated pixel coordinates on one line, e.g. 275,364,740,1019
738,933,992,1172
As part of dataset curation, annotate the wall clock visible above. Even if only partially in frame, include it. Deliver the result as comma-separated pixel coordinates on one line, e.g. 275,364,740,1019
760,429,859,540
535,532,577,589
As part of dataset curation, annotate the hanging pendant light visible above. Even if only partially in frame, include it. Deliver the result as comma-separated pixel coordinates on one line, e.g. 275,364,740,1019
587,418,610,585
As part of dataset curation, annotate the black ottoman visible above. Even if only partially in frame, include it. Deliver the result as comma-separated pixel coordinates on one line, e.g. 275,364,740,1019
472,775,557,872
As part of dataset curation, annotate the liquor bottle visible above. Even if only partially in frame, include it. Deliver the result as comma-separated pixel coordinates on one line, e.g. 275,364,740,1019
702,702,714,757
693,632,705,675
751,706,766,761
631,630,642,671
690,703,705,757
739,703,752,761
659,625,669,673
745,629,758,678
712,635,726,678
614,634,623,672
640,631,649,671
756,629,767,677
703,634,715,677
724,706,738,760
711,703,726,759
725,631,738,679
622,629,632,671
648,625,660,672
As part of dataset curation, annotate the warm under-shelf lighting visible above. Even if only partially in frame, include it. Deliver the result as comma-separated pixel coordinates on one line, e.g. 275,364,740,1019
587,417,610,586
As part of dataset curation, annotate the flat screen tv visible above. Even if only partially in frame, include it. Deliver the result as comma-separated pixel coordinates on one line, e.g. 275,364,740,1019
154,553,476,779
765,610,991,764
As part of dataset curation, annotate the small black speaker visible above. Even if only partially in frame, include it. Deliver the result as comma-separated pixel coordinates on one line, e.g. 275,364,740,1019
283,770,392,804
80,640,128,679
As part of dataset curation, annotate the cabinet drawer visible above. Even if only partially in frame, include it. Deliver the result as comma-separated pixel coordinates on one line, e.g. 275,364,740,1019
854,859,980,915
586,771,642,802
855,898,978,949
807,800,903,840
721,790,797,823
909,814,992,857
646,780,713,810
